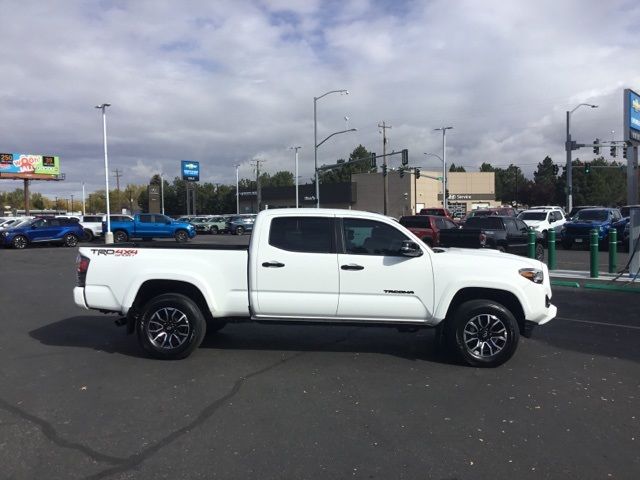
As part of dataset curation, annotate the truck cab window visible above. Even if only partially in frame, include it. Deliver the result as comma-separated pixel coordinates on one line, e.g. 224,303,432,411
343,218,409,256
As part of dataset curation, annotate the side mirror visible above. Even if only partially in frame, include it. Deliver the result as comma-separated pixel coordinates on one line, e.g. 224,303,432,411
401,240,423,257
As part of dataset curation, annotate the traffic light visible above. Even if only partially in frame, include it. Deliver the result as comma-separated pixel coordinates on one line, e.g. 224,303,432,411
610,145,617,157
415,168,421,179
370,152,377,169
445,189,449,198
623,144,628,159
585,163,591,174
382,164,387,176
553,164,559,175
399,166,404,178
401,149,408,166
593,138,600,155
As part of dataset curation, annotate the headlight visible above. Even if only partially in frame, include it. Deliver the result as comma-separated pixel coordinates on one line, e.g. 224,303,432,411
519,268,544,284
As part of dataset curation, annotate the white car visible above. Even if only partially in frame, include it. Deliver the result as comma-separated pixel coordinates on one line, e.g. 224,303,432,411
518,209,566,240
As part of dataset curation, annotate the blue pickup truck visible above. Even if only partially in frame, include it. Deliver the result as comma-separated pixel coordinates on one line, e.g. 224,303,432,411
105,214,196,243
560,207,626,249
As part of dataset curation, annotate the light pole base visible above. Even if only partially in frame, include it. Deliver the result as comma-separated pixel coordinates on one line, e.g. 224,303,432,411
104,232,114,244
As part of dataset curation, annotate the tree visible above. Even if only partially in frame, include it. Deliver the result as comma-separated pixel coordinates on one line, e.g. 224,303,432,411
494,164,530,205
527,156,563,206
479,162,495,172
265,171,294,187
319,144,374,184
449,163,466,172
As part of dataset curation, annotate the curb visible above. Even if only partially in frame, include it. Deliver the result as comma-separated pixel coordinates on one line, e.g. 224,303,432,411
550,269,640,293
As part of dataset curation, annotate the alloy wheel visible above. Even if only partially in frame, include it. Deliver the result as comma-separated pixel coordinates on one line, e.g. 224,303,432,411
146,307,191,350
463,313,507,358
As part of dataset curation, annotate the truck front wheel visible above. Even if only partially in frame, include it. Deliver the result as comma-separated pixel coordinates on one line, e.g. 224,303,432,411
137,293,206,360
447,299,519,368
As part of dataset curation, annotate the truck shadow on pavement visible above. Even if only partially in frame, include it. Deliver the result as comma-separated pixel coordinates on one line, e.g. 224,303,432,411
29,315,146,358
29,317,460,364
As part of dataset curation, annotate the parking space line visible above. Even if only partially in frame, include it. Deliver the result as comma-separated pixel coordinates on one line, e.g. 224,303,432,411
556,316,640,330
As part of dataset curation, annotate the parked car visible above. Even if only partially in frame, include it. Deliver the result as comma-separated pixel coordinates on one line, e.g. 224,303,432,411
106,214,196,243
439,215,545,261
190,216,227,234
517,208,566,241
226,215,256,235
74,208,557,367
560,208,625,249
78,214,106,241
1,217,84,249
399,215,458,247
0,217,31,231
566,205,602,221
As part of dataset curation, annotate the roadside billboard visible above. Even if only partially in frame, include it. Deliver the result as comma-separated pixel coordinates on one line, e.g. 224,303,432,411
181,160,200,182
624,88,640,144
0,153,61,179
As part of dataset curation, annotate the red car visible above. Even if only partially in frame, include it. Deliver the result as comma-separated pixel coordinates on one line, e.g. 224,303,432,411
399,215,459,247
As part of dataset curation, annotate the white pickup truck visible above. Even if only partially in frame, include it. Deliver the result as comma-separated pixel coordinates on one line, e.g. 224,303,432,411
73,209,556,367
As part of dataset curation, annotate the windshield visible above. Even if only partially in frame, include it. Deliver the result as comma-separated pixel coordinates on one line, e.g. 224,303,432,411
420,209,444,216
519,212,547,221
465,216,503,229
400,217,430,228
574,210,608,222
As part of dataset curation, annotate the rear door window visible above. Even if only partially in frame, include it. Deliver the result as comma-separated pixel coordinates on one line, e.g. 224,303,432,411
269,217,335,253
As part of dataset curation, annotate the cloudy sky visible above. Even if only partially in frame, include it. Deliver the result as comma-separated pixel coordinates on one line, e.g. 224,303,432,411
0,0,638,199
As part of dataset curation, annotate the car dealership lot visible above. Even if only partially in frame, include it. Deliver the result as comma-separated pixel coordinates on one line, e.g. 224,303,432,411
1,242,638,479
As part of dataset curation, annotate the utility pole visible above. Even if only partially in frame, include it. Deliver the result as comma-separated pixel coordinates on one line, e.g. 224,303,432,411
378,121,392,215
290,146,301,208
82,182,86,215
71,194,74,213
113,168,122,213
251,159,265,213
434,126,453,210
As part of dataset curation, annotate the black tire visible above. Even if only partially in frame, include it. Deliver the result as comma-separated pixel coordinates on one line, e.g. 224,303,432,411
535,243,544,262
136,293,206,360
63,233,79,247
561,240,573,250
235,226,244,235
83,229,94,242
446,299,519,368
114,230,128,243
12,235,28,249
175,229,188,243
210,226,219,235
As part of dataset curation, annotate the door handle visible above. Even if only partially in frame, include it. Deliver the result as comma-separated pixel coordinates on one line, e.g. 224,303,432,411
341,264,364,271
262,261,285,268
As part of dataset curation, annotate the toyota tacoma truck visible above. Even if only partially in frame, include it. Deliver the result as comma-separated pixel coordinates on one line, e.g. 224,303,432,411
74,209,556,367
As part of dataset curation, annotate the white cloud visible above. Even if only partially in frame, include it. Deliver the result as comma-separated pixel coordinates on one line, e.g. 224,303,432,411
0,0,638,204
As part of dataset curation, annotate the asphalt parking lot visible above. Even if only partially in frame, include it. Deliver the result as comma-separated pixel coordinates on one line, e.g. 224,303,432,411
1,239,639,479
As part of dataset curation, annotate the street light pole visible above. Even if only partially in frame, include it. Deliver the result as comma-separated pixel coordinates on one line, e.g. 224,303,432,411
160,172,165,215
95,103,113,244
314,89,349,208
290,146,301,208
423,153,445,208
82,182,86,215
235,164,240,214
566,103,597,214
434,127,453,210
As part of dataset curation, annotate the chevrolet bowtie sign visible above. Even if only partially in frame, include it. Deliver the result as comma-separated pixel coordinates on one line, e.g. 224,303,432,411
181,160,200,182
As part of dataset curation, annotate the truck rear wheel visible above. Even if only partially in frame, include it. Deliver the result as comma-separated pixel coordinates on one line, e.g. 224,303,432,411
137,293,206,360
114,230,128,243
447,299,519,368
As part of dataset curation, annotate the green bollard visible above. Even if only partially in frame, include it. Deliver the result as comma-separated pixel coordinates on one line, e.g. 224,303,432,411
527,228,536,259
548,229,556,270
590,228,599,278
609,227,617,274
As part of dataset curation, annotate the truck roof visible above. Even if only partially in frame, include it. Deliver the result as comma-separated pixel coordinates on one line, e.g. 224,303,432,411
257,208,395,222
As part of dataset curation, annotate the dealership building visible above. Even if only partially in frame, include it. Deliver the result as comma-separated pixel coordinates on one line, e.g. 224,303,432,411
239,170,498,218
